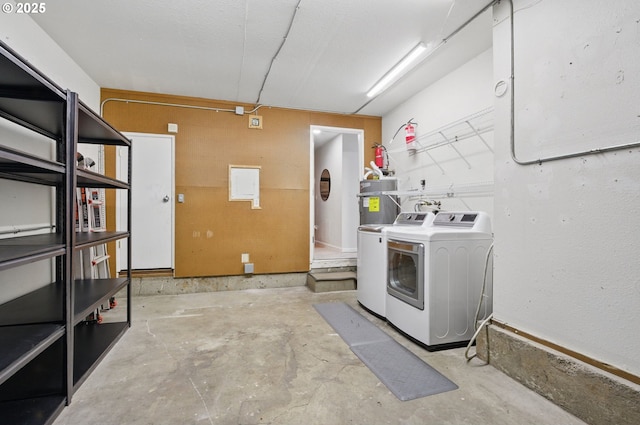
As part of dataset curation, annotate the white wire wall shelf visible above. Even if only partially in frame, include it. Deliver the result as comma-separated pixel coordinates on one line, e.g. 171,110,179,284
387,107,494,173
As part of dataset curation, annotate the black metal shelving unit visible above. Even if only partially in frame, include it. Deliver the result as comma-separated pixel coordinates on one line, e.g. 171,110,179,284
0,40,132,425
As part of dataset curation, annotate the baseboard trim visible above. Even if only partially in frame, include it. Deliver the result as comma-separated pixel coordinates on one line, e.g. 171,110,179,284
121,268,174,278
477,323,640,425
490,319,640,386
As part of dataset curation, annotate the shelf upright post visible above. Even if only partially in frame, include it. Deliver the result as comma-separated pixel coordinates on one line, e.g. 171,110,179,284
54,90,68,407
127,140,132,326
64,90,79,404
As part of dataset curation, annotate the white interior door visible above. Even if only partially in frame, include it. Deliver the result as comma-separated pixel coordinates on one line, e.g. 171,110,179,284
118,133,174,271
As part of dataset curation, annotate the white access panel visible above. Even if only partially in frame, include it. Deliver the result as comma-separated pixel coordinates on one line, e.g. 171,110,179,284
357,225,388,318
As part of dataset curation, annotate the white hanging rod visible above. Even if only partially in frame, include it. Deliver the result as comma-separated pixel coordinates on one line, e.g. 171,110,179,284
357,182,494,199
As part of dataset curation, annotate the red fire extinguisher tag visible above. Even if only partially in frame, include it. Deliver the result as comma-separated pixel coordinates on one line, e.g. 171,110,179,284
405,123,416,151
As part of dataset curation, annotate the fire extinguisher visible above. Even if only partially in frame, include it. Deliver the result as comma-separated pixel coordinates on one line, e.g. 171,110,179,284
405,120,417,152
374,144,385,169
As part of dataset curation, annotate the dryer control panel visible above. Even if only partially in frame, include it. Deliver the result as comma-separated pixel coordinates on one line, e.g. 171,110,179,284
433,212,479,227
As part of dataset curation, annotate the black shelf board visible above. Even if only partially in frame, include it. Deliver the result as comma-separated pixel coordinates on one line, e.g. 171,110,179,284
73,278,129,325
73,321,128,388
76,168,129,189
78,102,130,147
0,282,64,327
2,42,129,147
0,324,65,386
0,99,65,141
0,43,66,141
0,144,65,186
0,233,64,271
0,42,64,97
0,394,66,425
74,231,129,250
0,145,128,189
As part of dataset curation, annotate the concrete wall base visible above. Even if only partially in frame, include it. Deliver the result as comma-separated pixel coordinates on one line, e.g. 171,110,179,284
128,273,309,296
477,325,640,425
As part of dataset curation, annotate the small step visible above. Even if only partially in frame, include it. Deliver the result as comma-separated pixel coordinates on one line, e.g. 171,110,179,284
307,271,357,293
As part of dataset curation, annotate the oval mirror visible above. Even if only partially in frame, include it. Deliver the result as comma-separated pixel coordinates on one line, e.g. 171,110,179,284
319,169,331,201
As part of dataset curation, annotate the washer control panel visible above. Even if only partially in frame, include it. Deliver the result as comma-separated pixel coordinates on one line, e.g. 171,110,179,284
393,212,431,225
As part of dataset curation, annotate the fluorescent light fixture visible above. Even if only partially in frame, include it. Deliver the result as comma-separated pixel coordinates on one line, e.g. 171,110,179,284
366,42,427,98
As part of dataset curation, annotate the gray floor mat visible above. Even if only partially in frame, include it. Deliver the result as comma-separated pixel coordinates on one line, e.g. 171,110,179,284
313,302,458,401
313,302,391,346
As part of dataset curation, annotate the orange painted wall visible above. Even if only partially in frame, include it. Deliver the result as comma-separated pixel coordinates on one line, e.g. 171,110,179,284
101,89,380,277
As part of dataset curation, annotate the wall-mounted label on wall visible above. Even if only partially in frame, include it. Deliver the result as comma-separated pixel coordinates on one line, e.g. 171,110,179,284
368,197,380,212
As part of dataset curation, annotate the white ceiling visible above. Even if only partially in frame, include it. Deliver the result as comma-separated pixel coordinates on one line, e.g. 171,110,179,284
30,0,493,117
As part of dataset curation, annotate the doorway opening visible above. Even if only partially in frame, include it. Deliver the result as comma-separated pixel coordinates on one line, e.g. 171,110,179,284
310,125,364,268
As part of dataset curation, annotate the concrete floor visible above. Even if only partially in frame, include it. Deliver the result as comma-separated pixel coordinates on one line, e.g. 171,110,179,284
53,287,587,425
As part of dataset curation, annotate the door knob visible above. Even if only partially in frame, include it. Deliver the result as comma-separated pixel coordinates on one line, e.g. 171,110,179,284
163,195,170,203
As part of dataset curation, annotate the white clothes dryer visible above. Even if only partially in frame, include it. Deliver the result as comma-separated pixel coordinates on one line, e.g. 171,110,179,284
385,211,493,351
357,212,435,318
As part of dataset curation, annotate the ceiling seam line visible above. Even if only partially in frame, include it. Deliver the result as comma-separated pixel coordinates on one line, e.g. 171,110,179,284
236,0,250,101
438,0,457,41
255,0,303,105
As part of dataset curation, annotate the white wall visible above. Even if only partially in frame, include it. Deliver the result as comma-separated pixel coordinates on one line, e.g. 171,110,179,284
314,135,343,249
341,134,359,252
0,5,101,303
382,48,494,216
1,2,102,159
1,1,100,108
493,0,640,376
314,132,361,253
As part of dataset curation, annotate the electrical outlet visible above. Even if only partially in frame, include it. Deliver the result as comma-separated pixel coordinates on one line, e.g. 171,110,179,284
241,253,249,263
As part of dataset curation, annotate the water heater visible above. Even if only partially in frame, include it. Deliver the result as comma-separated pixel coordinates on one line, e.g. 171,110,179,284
359,178,399,225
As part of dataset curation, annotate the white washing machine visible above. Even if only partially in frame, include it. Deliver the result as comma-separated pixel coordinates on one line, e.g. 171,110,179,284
385,211,493,351
357,212,435,318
